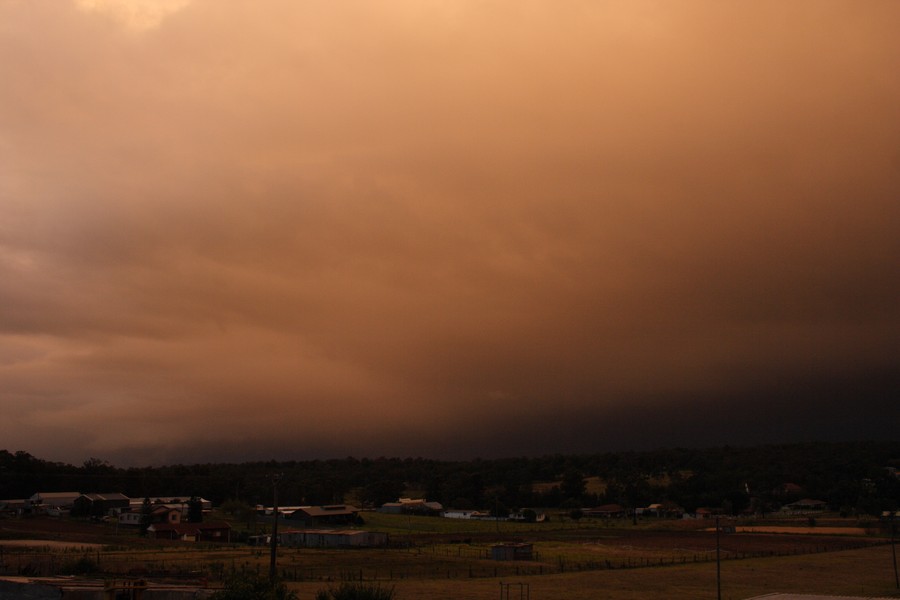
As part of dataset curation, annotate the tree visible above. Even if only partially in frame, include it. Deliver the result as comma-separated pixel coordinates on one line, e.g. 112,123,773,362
187,496,203,523
359,476,405,508
488,497,510,519
561,468,587,502
220,498,258,528
139,497,152,537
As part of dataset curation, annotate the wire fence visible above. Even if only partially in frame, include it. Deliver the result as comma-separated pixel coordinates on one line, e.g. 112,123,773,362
0,538,885,582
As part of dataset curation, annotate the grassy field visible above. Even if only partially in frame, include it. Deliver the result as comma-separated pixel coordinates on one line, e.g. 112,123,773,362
1,513,897,599
292,545,898,600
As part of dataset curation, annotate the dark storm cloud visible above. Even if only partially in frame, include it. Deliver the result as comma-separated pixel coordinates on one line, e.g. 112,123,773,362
0,0,897,465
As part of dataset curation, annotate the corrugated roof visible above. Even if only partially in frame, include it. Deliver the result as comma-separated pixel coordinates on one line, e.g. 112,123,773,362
81,493,129,501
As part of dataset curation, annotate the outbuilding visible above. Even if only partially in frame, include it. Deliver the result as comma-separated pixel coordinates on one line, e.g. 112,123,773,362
279,529,388,548
491,543,533,561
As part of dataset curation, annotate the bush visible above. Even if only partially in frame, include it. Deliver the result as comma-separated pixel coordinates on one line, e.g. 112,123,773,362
210,572,297,600
61,555,99,575
315,582,395,600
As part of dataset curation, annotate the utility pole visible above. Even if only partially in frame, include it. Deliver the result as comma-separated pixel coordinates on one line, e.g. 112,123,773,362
269,473,282,583
716,515,722,600
891,511,898,589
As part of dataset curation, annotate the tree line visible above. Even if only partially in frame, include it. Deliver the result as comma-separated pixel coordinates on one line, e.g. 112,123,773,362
1,441,897,517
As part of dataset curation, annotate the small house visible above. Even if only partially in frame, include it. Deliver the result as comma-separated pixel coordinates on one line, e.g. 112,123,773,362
147,521,231,542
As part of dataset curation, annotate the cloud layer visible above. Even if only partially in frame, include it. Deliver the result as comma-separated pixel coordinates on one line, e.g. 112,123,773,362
1,1,898,466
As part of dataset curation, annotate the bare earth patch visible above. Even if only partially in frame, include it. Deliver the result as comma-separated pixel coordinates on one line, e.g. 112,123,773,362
734,526,867,535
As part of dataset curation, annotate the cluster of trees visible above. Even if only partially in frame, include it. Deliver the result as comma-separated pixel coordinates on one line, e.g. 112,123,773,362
1,441,897,517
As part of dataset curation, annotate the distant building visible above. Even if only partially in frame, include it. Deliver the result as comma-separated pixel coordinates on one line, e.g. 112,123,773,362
285,505,361,527
636,502,684,518
119,505,182,527
781,498,827,513
442,509,478,519
491,543,533,561
256,505,307,517
147,521,231,542
28,492,80,511
508,509,547,522
0,499,27,516
127,497,212,513
72,493,130,517
279,529,388,548
378,498,443,516
585,504,626,518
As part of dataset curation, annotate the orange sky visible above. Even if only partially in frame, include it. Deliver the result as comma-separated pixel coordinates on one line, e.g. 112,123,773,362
1,1,898,466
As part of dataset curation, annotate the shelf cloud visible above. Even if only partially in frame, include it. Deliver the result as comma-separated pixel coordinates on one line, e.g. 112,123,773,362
1,1,898,466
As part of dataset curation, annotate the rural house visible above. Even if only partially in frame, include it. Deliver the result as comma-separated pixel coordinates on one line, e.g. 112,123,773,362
127,496,212,513
118,505,183,527
147,521,231,542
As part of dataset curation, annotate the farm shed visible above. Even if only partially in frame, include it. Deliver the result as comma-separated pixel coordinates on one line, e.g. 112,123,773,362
285,504,360,527
491,543,533,561
279,529,388,548
72,492,130,517
28,492,80,510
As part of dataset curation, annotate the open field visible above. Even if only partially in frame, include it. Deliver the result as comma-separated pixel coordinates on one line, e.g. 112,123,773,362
283,545,900,600
1,515,897,599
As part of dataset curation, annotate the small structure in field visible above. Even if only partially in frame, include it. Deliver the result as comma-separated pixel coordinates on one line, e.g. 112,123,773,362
279,529,388,548
491,543,533,561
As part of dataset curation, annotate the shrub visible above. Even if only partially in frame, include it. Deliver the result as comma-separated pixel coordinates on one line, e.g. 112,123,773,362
61,555,99,575
315,582,395,600
210,572,297,600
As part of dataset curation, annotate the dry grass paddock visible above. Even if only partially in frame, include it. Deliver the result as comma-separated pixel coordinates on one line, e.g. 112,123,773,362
2,515,897,599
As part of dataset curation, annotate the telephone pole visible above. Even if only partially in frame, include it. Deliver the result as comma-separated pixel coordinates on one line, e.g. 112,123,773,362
716,515,722,600
269,473,282,583
891,511,898,589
